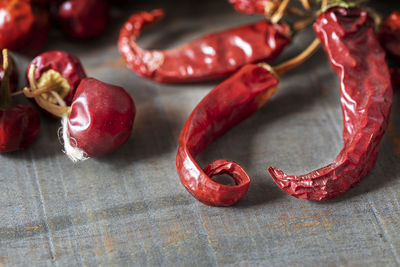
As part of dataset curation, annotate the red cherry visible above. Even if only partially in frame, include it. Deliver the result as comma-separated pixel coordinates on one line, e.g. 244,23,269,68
0,0,49,54
0,104,40,152
67,78,135,158
57,0,109,39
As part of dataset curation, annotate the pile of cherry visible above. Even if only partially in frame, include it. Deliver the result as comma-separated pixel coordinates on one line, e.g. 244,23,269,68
0,0,116,55
0,49,135,161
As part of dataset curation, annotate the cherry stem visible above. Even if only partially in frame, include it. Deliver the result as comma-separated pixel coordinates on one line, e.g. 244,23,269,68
27,64,70,117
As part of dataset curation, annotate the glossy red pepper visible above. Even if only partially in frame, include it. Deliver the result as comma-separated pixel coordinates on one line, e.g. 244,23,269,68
57,0,109,39
0,0,49,54
176,64,278,206
27,50,87,107
268,7,393,200
378,10,400,60
118,9,290,83
66,78,135,158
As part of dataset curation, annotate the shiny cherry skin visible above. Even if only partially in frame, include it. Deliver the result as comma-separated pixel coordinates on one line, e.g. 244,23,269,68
0,104,40,152
57,0,109,39
68,78,135,157
0,0,49,54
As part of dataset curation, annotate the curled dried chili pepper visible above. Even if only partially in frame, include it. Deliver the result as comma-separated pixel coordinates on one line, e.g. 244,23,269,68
118,9,290,83
0,0,49,54
176,38,320,206
268,7,393,200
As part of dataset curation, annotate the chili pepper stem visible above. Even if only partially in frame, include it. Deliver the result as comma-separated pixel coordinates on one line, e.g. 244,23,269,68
274,38,320,76
264,1,280,19
0,49,13,110
27,64,71,117
299,0,311,10
293,16,315,32
271,0,291,24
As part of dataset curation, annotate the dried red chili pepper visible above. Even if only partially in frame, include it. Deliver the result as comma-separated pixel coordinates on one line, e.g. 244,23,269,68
25,50,87,109
24,65,135,161
0,0,49,54
118,9,290,83
378,10,400,60
0,49,40,152
65,78,135,159
176,38,320,206
228,0,310,17
268,7,393,200
57,0,109,39
229,0,270,15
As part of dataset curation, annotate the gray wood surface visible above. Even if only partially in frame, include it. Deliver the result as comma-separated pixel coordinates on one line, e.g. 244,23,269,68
1,0,399,266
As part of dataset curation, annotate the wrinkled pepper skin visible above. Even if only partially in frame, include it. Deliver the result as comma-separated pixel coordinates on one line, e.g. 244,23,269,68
0,0,49,54
176,64,278,206
57,0,109,39
379,11,400,60
268,7,393,200
0,105,40,152
28,50,87,106
68,78,135,157
118,9,290,83
229,0,269,15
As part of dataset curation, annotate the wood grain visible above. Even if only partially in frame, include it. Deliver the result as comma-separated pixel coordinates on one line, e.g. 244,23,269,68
0,0,399,266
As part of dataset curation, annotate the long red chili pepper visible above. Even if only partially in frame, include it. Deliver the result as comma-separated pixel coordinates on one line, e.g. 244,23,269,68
176,64,277,206
176,38,320,206
118,9,290,83
268,7,393,200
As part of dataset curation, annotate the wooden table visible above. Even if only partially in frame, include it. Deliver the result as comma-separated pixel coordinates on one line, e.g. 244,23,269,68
1,0,399,266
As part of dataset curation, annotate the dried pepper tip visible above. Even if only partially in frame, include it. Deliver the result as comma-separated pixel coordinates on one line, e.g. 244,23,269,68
0,49,13,110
